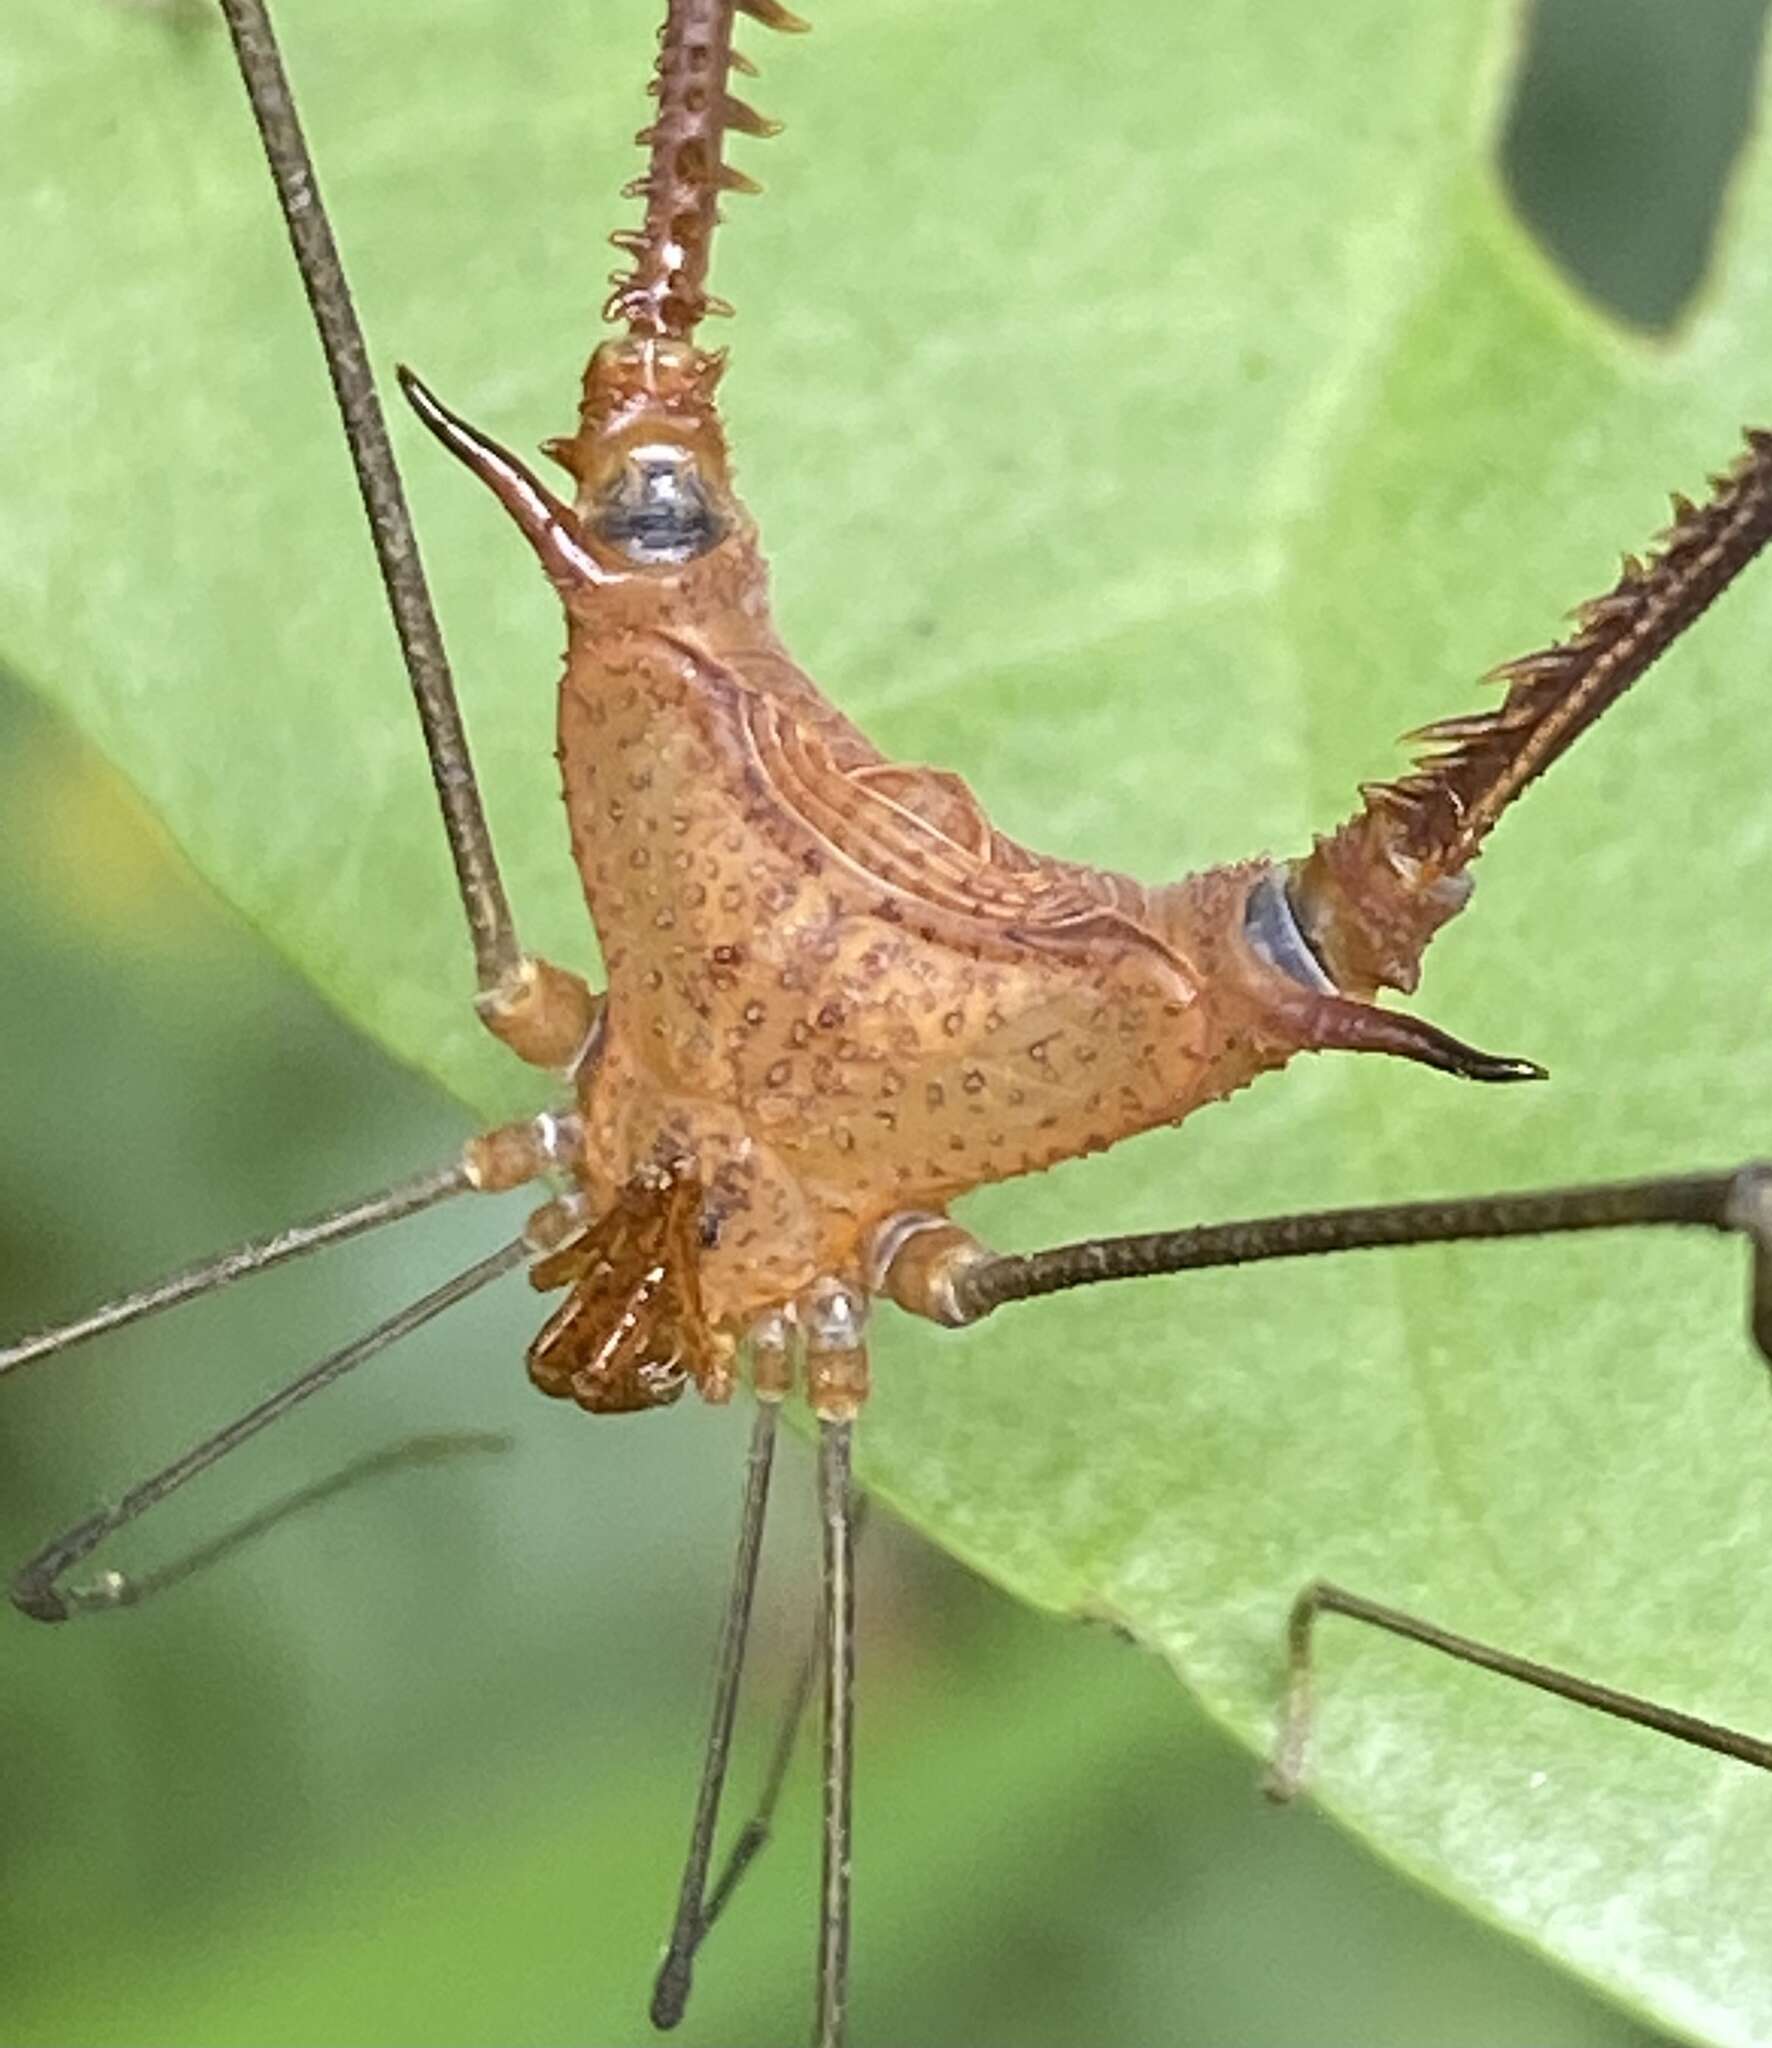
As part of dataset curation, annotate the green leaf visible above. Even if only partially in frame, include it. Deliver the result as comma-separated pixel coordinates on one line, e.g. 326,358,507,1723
4,2,1771,2041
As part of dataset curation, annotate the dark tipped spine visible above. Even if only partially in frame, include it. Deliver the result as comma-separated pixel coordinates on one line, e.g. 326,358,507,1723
604,0,803,342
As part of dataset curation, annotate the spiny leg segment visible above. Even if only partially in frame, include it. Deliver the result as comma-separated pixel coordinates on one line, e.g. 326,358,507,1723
1290,432,1772,999
605,0,808,343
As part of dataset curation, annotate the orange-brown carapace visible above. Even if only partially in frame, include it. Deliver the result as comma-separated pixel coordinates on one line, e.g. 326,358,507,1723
401,0,1772,1420
15,12,1772,2046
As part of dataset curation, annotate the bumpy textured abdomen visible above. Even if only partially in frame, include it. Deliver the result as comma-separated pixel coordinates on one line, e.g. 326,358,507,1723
559,626,1229,1322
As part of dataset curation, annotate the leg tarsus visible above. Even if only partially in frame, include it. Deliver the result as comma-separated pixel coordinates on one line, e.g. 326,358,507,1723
12,1431,510,1625
1264,1578,1772,1804
9,1241,527,1624
1265,1579,1327,1804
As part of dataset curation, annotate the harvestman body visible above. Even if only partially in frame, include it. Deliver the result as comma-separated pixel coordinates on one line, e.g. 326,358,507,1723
9,3,1772,2043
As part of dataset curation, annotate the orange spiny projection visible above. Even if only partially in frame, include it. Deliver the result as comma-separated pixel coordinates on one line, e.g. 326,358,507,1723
403,300,1561,1398
12,6,1772,2046
390,15,1772,2018
1293,433,1772,997
401,0,1641,1397
605,0,805,340
397,53,1772,1412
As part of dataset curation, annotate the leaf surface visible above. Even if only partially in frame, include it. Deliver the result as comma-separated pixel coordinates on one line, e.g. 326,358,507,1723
4,3,1771,2038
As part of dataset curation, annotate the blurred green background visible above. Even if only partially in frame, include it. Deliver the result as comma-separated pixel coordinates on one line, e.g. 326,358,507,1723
1,1,1766,2043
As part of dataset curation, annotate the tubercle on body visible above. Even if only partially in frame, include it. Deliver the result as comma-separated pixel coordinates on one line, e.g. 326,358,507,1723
405,336,1531,1414
396,0,1772,1420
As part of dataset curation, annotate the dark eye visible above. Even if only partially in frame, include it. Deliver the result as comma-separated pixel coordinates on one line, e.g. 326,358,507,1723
594,443,725,564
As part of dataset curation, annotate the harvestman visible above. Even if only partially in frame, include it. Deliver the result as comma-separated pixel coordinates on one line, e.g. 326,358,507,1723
8,2,1772,2043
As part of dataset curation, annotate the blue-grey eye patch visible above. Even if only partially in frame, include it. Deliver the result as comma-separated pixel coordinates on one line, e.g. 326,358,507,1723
594,443,725,564
1242,869,1336,992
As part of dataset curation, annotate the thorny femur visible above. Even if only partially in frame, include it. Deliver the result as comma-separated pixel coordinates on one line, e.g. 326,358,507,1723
9,5,1772,2047
403,0,1772,1419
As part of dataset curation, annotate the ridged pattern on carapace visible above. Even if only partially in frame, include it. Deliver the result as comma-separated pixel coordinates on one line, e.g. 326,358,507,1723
604,0,805,341
1375,428,1772,869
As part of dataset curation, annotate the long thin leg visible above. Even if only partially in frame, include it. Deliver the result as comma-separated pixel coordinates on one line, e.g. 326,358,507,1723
1266,1580,1772,1800
869,1183,1772,1795
692,1498,872,1955
215,0,513,989
0,1160,470,1377
815,1417,857,2048
697,1596,819,1943
651,1400,782,2031
875,1165,1772,1363
215,0,596,1066
11,1237,526,1622
69,1430,511,1614
1,1108,578,1378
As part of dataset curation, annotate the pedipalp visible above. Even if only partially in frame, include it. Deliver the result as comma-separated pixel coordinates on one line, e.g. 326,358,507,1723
11,4,1772,2044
